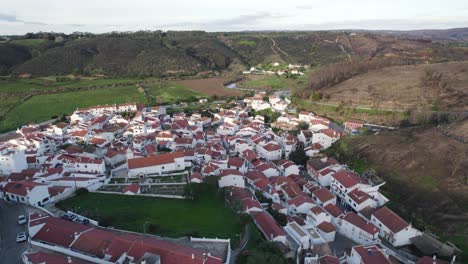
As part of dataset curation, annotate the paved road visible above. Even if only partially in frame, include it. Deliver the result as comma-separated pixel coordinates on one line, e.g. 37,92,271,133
230,224,251,264
0,201,29,264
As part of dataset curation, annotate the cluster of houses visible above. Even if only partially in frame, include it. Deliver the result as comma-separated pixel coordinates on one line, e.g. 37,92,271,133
243,91,290,112
0,98,433,264
242,62,306,76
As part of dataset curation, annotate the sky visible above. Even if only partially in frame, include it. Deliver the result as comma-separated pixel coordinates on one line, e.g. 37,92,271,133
1,0,468,35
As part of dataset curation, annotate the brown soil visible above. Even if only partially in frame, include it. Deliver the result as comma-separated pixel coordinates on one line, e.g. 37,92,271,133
320,61,468,111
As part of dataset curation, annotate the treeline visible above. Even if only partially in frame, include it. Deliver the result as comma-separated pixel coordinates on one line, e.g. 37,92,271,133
295,56,419,99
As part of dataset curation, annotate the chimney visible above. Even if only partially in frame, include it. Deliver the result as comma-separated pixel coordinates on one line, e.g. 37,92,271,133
67,256,72,263
192,254,194,260
433,255,436,264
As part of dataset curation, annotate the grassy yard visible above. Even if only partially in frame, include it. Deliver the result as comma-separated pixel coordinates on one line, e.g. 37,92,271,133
0,85,147,132
57,192,242,241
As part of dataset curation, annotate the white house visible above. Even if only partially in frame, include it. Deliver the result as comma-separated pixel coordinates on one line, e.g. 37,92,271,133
252,212,287,245
288,195,316,215
312,129,340,149
311,188,336,207
256,142,282,161
371,207,421,247
316,221,336,242
338,212,380,246
127,152,185,177
0,143,27,175
218,169,245,188
346,245,392,264
57,154,106,174
2,181,51,206
277,159,299,177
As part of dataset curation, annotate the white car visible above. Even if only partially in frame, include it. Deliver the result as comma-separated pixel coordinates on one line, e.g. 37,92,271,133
16,232,27,243
18,215,27,225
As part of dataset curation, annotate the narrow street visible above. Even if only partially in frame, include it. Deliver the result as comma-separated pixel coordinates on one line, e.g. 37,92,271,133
0,201,29,264
230,224,251,264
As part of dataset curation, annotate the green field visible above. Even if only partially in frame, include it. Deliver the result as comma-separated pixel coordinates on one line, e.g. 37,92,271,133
145,81,204,104
0,77,208,132
10,39,47,47
0,85,146,132
241,75,306,90
56,192,242,240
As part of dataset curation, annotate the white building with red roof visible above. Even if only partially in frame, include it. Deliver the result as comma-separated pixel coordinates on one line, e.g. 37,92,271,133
371,206,421,247
0,143,27,175
287,195,316,214
312,129,341,149
251,212,287,244
256,141,282,161
218,169,245,188
346,245,392,264
56,154,106,174
122,183,141,195
311,188,336,207
338,212,380,245
277,159,300,176
1,181,51,206
127,152,185,177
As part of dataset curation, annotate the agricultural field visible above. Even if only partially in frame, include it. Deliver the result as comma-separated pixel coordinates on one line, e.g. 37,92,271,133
144,81,205,105
175,78,243,97
239,74,307,90
56,192,242,241
0,76,213,132
0,85,147,132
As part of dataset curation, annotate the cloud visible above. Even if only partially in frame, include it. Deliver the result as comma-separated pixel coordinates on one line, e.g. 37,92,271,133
296,5,314,10
0,12,47,25
161,12,288,30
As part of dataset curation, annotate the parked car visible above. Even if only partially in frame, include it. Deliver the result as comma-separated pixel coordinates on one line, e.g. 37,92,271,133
17,215,27,225
62,213,77,221
74,216,90,224
16,232,27,243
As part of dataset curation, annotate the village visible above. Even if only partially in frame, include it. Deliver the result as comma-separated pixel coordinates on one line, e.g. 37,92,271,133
0,91,454,264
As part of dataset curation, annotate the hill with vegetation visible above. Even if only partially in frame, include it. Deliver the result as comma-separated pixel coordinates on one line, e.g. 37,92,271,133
327,118,468,256
1,30,467,78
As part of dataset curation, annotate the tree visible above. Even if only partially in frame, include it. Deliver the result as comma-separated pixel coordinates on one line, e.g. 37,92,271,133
289,149,308,166
296,121,309,130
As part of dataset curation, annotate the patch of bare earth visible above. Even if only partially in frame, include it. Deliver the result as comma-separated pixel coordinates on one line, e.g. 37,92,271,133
176,78,242,97
345,118,468,233
320,61,468,111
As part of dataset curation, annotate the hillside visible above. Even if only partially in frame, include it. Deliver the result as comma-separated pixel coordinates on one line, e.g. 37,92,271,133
328,118,468,251
1,30,467,77
314,61,468,111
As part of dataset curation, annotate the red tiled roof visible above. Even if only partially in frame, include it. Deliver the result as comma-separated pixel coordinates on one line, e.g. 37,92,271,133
252,212,286,240
128,151,184,169
318,255,340,264
3,181,47,196
242,198,262,210
122,183,140,194
353,245,391,264
312,188,335,202
317,221,336,233
228,157,245,168
324,203,344,218
332,170,365,188
372,207,409,233
24,251,87,264
342,212,379,235
287,195,315,207
348,188,372,205
219,169,243,177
